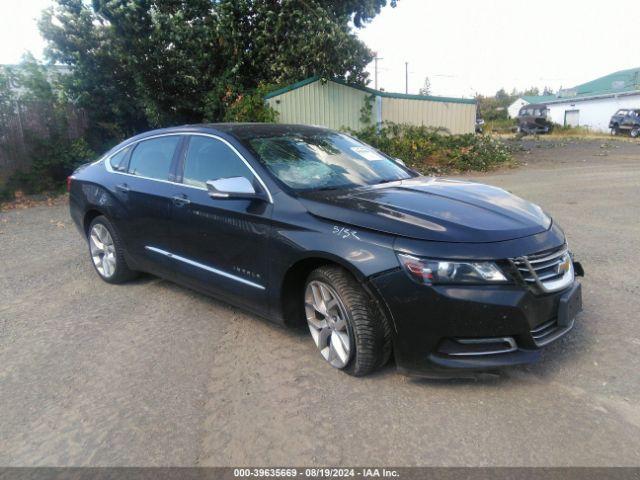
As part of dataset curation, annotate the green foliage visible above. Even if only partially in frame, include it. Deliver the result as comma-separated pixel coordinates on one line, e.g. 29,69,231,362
418,77,431,95
2,55,96,195
223,84,279,123
348,123,513,174
9,138,95,194
359,94,375,125
3,1,398,197
547,124,606,137
0,66,18,122
39,0,396,141
483,118,517,134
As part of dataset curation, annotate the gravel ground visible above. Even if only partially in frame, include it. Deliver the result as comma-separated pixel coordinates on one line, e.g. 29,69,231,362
1,139,639,466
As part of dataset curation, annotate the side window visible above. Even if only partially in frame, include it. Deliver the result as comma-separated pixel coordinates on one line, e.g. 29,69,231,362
128,136,181,180
108,147,129,171
182,136,254,189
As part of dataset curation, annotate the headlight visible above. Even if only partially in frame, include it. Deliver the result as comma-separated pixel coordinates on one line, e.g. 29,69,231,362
397,253,508,285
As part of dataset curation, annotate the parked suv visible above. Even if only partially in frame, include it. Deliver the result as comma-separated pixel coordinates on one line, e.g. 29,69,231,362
609,109,640,137
517,104,554,134
68,124,584,378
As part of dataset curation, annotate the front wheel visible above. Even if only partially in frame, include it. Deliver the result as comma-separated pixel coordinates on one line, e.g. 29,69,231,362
631,127,640,138
304,266,392,376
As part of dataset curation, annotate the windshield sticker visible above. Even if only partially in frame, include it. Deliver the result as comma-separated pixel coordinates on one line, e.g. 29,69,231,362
351,146,385,161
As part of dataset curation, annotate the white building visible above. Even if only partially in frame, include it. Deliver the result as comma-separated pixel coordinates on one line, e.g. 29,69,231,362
507,95,555,119
508,67,640,132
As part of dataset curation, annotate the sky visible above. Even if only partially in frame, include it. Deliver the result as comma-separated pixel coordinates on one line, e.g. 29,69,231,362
1,0,639,98
359,0,640,97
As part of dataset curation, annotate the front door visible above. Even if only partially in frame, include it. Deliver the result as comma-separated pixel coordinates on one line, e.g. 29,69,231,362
168,135,272,312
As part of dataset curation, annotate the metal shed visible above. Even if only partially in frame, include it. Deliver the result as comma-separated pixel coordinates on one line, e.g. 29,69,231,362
264,76,477,134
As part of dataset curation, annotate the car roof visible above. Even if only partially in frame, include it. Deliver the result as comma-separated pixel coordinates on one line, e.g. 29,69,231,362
127,123,335,142
104,123,341,158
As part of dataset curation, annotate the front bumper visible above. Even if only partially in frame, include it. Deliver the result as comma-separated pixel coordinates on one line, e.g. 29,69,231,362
370,269,583,377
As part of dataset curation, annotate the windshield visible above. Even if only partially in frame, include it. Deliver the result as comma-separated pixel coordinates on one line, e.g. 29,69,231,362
246,132,413,191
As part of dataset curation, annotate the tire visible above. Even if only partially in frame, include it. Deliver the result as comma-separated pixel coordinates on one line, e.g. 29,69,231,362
611,125,620,136
631,128,640,138
304,265,392,376
87,215,137,284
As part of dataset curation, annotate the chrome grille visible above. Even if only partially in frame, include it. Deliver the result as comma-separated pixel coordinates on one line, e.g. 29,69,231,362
511,245,574,293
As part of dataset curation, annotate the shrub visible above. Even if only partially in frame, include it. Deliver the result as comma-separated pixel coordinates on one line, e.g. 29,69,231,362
223,84,279,123
483,118,517,134
7,137,95,194
348,123,513,175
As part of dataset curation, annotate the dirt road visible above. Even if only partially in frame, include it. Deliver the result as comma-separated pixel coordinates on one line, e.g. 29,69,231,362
1,139,639,466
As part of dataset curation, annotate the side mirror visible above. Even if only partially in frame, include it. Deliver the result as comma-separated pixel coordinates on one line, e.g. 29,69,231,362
394,158,406,167
206,177,265,200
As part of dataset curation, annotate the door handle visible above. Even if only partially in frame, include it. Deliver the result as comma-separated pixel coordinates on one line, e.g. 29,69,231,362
172,195,191,206
116,183,130,193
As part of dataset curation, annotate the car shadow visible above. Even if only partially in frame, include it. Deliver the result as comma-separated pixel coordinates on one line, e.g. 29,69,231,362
119,273,593,387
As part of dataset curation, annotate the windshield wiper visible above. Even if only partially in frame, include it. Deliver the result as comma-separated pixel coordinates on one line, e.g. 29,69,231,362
373,178,402,186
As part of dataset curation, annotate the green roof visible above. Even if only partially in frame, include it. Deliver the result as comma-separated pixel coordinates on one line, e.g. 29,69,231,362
523,67,640,105
521,94,556,105
264,76,476,105
569,67,640,97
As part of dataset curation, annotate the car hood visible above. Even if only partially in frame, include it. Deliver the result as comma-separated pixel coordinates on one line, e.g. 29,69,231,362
298,177,551,243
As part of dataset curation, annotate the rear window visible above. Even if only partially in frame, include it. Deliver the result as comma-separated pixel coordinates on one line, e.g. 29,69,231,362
128,136,181,181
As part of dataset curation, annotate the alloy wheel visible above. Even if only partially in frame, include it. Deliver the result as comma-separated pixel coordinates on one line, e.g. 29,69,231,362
89,223,117,278
305,280,352,369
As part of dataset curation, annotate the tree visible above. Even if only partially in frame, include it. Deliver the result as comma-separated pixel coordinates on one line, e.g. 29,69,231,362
495,88,509,100
38,0,397,145
0,66,18,124
418,76,431,95
522,86,540,96
2,54,94,194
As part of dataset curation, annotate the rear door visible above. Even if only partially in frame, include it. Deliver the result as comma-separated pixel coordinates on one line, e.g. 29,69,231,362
167,134,272,311
115,135,186,273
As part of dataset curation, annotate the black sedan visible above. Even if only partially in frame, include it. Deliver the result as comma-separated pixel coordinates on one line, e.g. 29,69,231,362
68,124,584,377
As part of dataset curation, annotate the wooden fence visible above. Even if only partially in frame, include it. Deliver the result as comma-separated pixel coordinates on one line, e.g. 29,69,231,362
0,101,88,183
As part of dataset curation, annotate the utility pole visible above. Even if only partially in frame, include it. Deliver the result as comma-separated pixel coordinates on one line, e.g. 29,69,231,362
405,62,409,94
374,55,383,90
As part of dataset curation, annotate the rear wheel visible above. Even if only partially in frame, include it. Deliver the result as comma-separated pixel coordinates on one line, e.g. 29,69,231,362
611,125,620,136
631,127,640,138
88,216,137,284
304,266,392,376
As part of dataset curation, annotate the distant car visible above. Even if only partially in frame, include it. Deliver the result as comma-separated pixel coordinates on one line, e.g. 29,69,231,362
609,109,640,137
68,123,584,377
517,104,554,135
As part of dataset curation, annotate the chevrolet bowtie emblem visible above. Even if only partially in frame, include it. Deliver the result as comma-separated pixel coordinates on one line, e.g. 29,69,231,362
558,256,571,275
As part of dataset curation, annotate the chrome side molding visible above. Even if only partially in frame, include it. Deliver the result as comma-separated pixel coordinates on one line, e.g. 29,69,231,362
145,246,265,290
